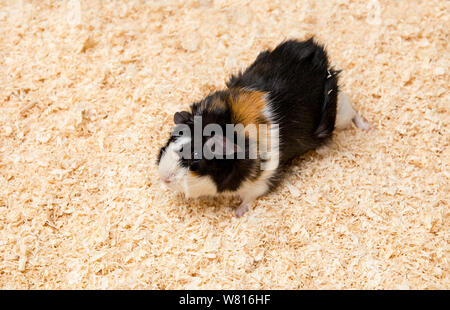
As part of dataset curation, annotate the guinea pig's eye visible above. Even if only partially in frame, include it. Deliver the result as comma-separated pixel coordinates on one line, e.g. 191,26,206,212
190,160,199,171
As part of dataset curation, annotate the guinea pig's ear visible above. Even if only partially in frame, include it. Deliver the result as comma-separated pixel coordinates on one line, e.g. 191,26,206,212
205,135,243,157
174,111,193,124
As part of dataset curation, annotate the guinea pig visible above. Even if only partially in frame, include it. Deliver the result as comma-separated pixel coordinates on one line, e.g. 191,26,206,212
157,38,371,217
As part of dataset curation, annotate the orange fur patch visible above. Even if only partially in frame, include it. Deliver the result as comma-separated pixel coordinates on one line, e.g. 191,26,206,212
228,89,268,126
189,170,199,177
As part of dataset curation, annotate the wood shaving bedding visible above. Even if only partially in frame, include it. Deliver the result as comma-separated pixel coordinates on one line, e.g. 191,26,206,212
0,0,448,289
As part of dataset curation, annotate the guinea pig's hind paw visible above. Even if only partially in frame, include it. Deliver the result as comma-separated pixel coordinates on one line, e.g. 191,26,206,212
234,203,249,218
352,112,373,131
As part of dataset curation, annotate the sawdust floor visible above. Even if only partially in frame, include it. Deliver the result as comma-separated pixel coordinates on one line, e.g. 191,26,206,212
0,0,448,289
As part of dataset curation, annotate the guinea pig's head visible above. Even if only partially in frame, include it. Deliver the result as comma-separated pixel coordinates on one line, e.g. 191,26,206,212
157,92,245,198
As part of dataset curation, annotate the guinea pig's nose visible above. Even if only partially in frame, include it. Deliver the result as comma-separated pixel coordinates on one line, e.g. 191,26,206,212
161,174,174,184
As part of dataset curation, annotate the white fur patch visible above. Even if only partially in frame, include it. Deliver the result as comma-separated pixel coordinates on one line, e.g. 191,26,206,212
158,136,217,197
335,91,356,130
158,136,190,193
183,172,217,198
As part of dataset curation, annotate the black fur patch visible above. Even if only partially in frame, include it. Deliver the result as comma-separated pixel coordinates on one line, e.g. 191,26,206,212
227,38,338,164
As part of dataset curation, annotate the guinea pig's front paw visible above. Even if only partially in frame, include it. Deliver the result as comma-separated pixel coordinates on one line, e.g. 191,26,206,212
234,203,249,218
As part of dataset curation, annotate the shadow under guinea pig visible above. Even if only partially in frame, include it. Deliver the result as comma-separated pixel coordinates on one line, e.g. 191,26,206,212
175,192,242,216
